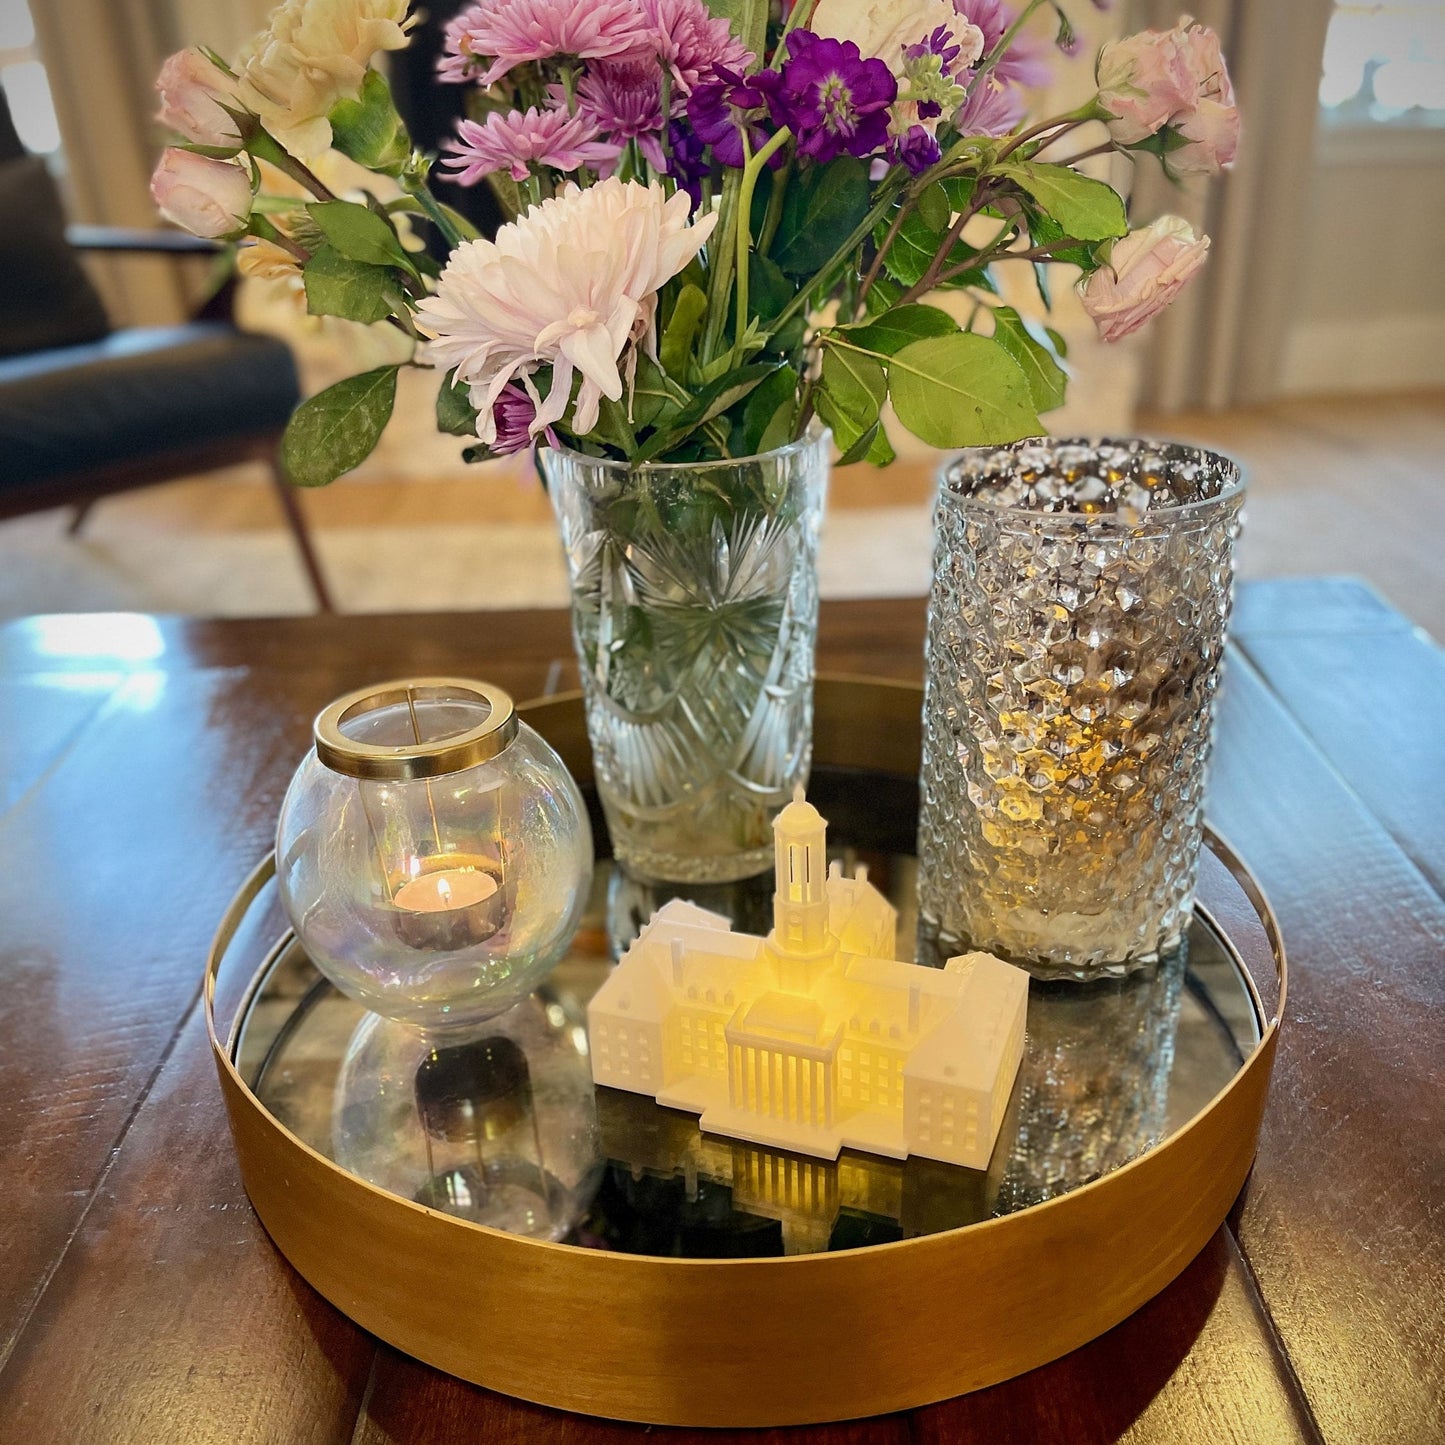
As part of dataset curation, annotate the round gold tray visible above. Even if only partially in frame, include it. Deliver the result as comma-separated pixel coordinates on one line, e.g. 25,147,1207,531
206,678,1285,1428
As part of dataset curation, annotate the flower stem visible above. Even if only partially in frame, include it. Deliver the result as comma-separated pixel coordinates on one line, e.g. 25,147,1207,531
404,178,464,248
702,168,743,361
733,128,792,357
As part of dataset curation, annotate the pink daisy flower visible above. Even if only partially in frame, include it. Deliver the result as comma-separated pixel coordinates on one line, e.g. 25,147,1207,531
438,0,649,88
956,0,1052,90
441,106,619,184
640,0,753,96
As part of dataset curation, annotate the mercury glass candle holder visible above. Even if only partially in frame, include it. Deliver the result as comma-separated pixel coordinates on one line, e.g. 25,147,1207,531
276,678,593,1032
917,439,1244,978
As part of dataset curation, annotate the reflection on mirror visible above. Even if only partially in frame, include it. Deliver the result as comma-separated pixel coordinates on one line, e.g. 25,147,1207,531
240,844,1259,1258
332,997,603,1239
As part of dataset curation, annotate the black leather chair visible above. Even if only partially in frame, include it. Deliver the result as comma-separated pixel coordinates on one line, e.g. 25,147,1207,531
0,87,333,611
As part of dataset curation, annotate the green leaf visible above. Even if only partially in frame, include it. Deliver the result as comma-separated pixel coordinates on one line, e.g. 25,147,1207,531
328,70,409,174
308,199,413,269
630,354,676,431
1045,325,1067,359
861,276,903,318
1028,211,1101,271
747,253,792,325
816,347,886,459
916,182,951,233
995,161,1128,242
941,176,976,212
887,334,1040,448
436,369,479,437
865,423,896,466
876,208,984,289
635,363,777,459
991,305,1067,413
660,283,708,378
843,303,957,356
302,245,393,324
833,422,881,466
703,0,766,67
282,365,399,487
737,364,798,456
771,157,870,276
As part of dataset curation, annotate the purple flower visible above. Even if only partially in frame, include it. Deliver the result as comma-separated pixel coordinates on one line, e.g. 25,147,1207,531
440,107,618,185
686,65,779,167
769,30,897,164
665,121,709,208
891,124,942,173
905,26,966,76
491,385,553,454
564,58,668,171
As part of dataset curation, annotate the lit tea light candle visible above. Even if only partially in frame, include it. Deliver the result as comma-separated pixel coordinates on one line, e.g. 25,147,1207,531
391,861,502,950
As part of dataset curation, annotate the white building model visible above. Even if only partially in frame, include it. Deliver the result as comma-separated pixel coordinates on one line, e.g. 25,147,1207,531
589,791,1029,1170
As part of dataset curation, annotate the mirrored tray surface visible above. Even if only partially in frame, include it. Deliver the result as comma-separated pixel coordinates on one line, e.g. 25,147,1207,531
232,776,1262,1262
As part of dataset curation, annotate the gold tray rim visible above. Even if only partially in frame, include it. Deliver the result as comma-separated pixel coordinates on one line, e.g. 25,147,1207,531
205,677,1286,1428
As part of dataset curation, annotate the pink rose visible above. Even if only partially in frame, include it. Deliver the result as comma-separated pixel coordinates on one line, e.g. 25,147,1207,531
1078,215,1210,343
1097,17,1239,173
1096,26,1195,144
150,148,253,239
155,48,241,148
1167,26,1239,175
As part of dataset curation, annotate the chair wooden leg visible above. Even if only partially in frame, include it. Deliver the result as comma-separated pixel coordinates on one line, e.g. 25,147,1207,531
68,498,97,536
268,465,336,613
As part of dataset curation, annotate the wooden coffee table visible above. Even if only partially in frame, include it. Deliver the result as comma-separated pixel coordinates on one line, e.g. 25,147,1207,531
0,578,1439,1443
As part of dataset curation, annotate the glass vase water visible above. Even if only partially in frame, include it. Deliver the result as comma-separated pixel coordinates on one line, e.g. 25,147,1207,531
543,432,829,884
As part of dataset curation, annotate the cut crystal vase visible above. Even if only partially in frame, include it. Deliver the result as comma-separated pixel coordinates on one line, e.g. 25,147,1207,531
543,432,828,884
918,438,1244,978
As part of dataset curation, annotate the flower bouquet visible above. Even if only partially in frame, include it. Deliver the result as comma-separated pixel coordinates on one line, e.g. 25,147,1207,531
151,0,1237,880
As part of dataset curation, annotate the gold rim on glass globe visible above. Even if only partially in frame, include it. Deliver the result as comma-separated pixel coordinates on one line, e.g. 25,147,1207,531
313,678,518,781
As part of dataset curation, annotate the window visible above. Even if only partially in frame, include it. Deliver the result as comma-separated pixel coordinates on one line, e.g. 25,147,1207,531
1320,3,1445,128
0,3,62,161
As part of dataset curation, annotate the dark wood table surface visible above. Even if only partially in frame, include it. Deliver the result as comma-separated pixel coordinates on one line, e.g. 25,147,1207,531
0,578,1440,1445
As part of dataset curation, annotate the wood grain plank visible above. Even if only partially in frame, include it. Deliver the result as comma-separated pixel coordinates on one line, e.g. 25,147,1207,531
0,673,122,815
1205,650,1445,1445
911,1230,1317,1445
1235,627,1445,896
0,1005,375,1445
351,1347,910,1445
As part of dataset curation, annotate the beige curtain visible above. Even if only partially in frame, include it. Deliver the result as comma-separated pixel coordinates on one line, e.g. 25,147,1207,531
1126,0,1335,411
29,0,272,327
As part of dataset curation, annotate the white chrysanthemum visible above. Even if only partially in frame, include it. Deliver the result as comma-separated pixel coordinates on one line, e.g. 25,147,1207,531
236,0,414,158
416,179,717,443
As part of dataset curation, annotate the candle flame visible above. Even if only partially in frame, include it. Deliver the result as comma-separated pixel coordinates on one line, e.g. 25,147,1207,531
437,875,453,905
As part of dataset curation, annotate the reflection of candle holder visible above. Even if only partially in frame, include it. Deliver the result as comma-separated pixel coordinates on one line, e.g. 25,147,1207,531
276,678,593,1033
334,997,604,1240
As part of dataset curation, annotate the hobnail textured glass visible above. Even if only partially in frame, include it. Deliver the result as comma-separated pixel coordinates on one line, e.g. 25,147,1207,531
918,438,1244,978
544,432,828,883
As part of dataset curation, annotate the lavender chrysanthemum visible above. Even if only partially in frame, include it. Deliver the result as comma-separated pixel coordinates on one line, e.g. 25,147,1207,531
567,58,668,171
953,70,1025,135
441,107,617,184
956,0,1052,90
438,0,648,88
640,0,753,95
769,31,896,164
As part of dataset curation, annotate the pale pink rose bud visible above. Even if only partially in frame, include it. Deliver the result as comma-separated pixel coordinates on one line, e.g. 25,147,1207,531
155,48,241,148
150,148,253,239
1096,26,1195,144
1078,215,1210,343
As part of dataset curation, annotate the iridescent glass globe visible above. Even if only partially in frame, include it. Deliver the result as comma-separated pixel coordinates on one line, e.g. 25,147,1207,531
276,678,593,1032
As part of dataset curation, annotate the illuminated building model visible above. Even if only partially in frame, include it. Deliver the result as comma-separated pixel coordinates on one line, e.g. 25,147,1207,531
589,791,1029,1169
